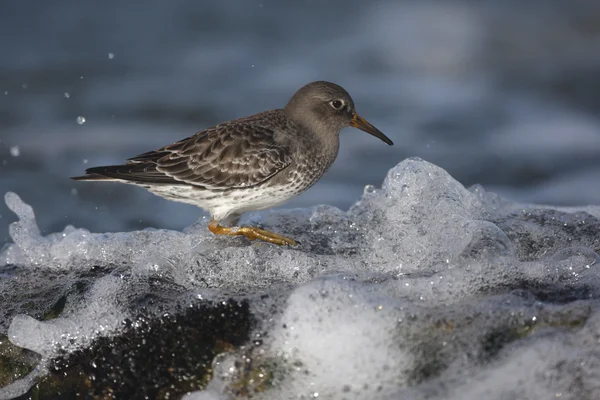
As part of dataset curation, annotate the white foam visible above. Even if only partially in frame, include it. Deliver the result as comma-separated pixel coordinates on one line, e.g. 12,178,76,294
1,158,599,399
7,275,126,358
262,279,411,398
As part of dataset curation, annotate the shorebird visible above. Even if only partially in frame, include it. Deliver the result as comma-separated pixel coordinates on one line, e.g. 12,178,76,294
72,81,393,246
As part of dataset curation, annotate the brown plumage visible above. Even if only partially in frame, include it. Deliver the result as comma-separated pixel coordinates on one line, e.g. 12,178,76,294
72,81,393,245
74,111,293,188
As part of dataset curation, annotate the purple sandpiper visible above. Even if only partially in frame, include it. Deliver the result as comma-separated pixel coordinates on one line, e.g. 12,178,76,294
72,81,393,246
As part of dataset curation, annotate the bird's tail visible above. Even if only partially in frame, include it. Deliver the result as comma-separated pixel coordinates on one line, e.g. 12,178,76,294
71,164,176,184
71,173,120,181
71,166,127,181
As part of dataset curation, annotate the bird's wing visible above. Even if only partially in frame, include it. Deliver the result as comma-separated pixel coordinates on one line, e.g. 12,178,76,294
83,122,292,189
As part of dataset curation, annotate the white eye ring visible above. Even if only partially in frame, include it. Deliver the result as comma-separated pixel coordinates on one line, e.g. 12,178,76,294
330,99,345,110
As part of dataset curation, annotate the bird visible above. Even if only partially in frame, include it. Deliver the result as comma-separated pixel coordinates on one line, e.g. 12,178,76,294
72,81,393,246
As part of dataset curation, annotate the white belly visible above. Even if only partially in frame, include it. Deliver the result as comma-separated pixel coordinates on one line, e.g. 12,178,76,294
144,183,300,221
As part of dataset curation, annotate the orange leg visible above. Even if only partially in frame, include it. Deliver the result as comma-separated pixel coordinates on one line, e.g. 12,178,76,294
208,220,297,246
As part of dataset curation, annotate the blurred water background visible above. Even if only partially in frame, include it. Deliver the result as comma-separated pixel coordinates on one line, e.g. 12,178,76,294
1,0,600,243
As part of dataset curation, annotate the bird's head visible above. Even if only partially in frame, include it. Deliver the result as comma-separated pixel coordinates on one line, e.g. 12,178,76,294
284,81,393,146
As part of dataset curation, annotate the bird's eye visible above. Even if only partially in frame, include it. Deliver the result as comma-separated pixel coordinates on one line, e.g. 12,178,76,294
330,100,344,110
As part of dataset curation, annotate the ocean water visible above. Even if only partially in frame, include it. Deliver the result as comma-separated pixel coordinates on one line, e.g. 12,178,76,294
1,0,600,242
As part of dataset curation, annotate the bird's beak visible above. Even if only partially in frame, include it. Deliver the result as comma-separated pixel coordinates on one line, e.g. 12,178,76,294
350,113,393,146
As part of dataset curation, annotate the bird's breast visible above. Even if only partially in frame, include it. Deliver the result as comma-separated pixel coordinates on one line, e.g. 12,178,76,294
283,136,339,192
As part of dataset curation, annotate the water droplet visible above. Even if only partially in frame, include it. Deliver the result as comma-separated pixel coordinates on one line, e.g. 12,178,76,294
71,188,78,196
77,116,86,125
21,83,28,89
9,146,20,157
80,76,84,80
3,90,7,95
251,64,255,68
83,159,88,164
108,52,115,59
363,184,377,195
64,92,70,99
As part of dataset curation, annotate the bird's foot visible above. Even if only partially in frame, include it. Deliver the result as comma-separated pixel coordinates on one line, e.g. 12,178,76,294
208,220,297,246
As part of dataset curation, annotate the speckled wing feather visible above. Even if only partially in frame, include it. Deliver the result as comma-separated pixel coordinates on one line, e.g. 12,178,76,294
152,122,291,189
78,116,292,189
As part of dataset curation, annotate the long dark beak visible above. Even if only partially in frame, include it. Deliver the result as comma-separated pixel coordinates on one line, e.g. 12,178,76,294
350,114,393,146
